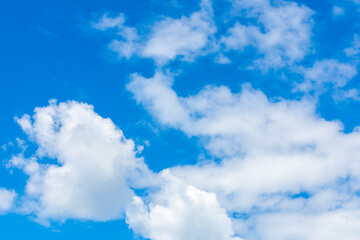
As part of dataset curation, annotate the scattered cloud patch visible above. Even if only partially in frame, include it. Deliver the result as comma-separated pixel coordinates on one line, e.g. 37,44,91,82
93,0,314,71
93,13,140,59
92,14,126,31
221,0,314,70
93,0,216,64
297,59,357,94
141,0,216,63
345,34,360,58
0,188,16,214
333,88,360,102
332,6,345,17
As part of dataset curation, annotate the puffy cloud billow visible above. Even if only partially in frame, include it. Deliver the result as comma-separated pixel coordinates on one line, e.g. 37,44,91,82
126,170,241,240
8,100,154,224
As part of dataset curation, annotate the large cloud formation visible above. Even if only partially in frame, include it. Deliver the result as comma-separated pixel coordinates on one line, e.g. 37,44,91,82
127,71,360,239
3,0,360,239
8,100,239,239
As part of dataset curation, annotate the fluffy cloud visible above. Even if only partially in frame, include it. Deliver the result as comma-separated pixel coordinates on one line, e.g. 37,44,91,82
5,1,360,238
93,0,314,70
221,0,314,70
126,170,241,240
0,188,16,214
141,0,215,63
128,71,360,239
7,99,242,239
297,59,357,93
127,72,189,128
8,100,153,224
93,0,215,64
93,14,140,59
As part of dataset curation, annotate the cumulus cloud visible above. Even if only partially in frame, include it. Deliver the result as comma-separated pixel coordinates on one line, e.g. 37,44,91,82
93,0,216,64
6,0,360,238
126,170,241,240
93,0,315,70
141,0,215,63
221,0,314,70
0,188,16,214
6,98,242,239
128,71,360,239
297,59,357,93
8,100,154,224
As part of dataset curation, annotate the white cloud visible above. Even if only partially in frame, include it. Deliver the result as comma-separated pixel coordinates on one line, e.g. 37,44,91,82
297,59,357,93
141,0,215,63
333,88,360,102
128,71,360,239
93,14,140,59
332,6,345,17
242,209,360,240
126,170,241,240
345,34,360,58
9,100,154,224
93,0,314,70
8,99,242,239
93,0,216,64
221,0,314,70
127,72,189,127
294,49,360,98
0,188,16,214
92,14,125,31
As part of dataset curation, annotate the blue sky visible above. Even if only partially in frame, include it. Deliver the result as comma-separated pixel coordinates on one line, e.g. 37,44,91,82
1,0,360,239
